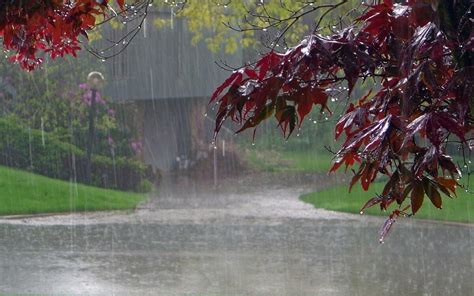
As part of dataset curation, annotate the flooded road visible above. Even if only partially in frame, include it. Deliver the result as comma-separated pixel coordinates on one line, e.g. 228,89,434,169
0,173,473,295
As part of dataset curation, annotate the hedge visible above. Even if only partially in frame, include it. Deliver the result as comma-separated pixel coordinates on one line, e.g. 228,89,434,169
0,118,156,192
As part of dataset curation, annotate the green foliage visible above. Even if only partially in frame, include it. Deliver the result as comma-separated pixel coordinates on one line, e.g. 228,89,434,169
0,118,155,192
136,179,154,193
0,54,102,130
0,116,81,180
0,53,142,163
153,0,361,54
0,165,146,216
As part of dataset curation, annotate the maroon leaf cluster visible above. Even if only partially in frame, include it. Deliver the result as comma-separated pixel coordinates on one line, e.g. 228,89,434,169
211,0,473,240
0,0,125,70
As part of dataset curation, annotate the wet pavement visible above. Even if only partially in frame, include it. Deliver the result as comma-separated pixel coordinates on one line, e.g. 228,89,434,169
0,172,473,295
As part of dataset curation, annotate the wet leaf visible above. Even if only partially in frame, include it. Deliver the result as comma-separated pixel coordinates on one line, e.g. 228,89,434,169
436,177,458,197
411,180,424,215
422,178,442,209
360,195,382,213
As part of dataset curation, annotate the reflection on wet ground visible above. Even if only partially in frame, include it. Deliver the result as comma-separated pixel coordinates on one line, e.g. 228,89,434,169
0,172,473,295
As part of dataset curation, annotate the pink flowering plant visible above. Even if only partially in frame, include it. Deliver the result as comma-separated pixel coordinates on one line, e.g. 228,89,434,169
73,83,140,158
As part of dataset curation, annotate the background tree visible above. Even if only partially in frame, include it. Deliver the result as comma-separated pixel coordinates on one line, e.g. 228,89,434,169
160,0,362,57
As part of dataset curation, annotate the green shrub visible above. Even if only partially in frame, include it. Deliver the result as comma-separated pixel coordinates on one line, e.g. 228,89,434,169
136,179,154,193
0,118,155,192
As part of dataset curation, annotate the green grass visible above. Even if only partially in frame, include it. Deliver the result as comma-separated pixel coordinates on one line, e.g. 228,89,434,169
300,179,473,223
0,166,147,216
244,149,334,173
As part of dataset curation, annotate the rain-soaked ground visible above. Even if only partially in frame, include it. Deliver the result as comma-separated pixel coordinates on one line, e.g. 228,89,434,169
0,172,472,295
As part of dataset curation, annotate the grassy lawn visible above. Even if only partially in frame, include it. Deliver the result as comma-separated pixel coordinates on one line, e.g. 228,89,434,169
244,149,334,173
300,179,473,223
0,166,147,216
